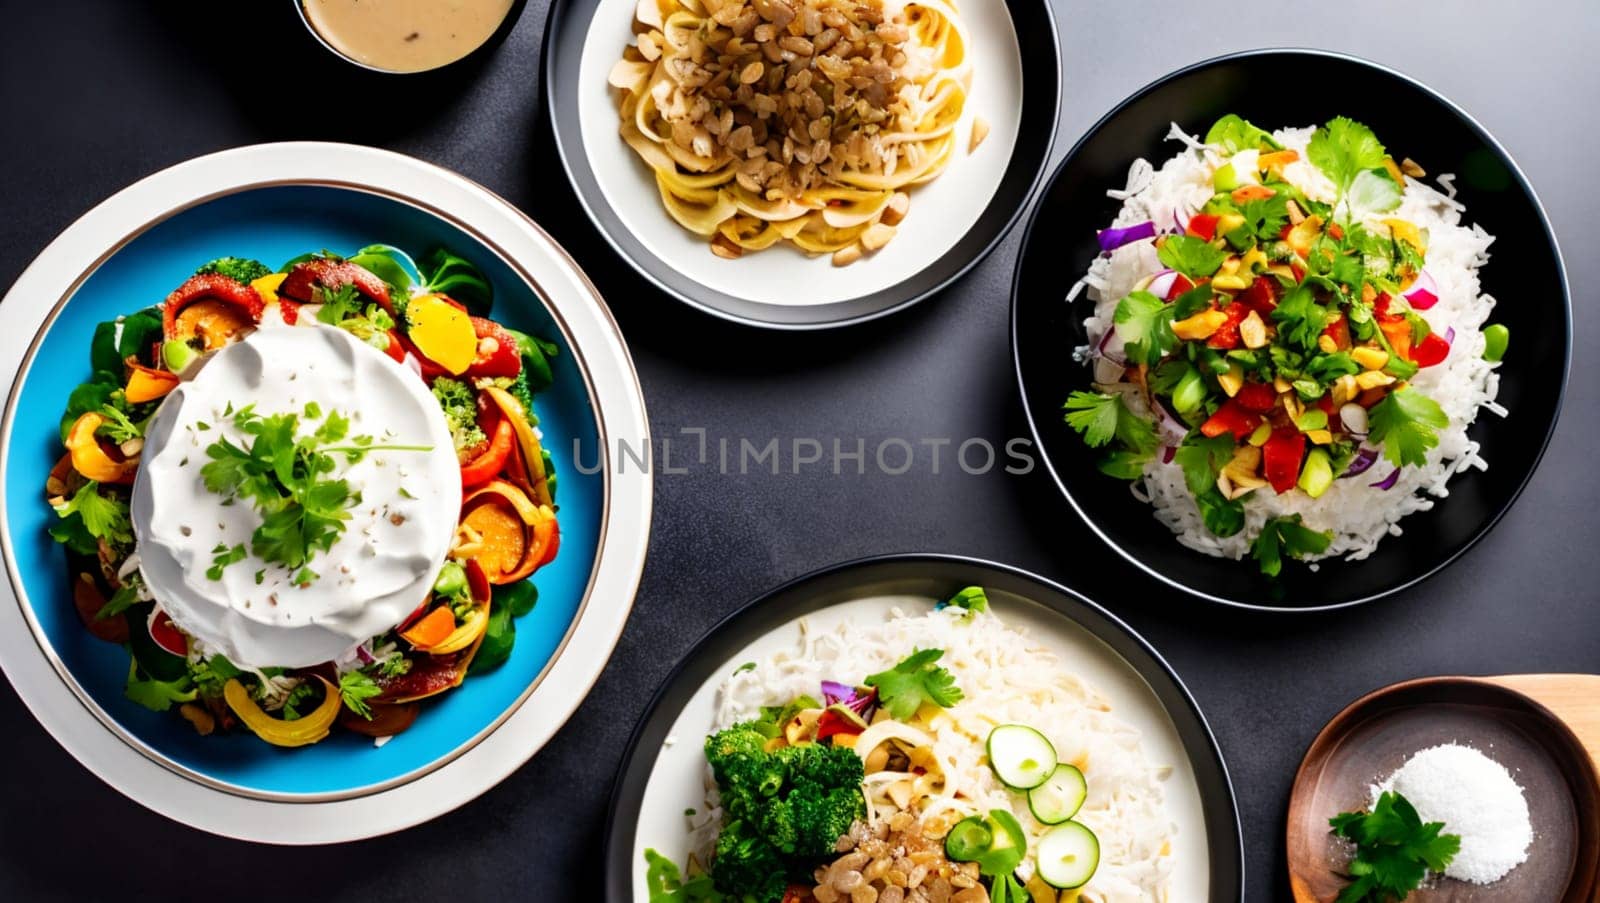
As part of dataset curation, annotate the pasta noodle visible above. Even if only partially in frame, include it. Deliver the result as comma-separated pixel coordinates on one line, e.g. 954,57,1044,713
608,0,973,263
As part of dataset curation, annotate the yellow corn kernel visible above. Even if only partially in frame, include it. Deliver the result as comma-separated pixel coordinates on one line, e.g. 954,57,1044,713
1307,429,1334,445
1355,370,1397,390
1218,363,1245,397
1240,311,1268,349
1247,422,1272,447
1351,346,1390,370
1240,247,1268,273
1212,274,1251,291
1317,335,1339,354
1172,309,1229,340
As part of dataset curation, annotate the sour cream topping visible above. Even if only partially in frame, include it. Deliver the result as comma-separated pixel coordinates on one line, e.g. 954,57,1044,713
132,324,461,668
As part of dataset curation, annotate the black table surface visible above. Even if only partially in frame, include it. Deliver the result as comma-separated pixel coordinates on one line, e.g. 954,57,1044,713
1,2,1595,901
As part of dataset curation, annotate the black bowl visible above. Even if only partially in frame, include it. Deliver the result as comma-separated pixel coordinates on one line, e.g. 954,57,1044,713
1011,49,1570,611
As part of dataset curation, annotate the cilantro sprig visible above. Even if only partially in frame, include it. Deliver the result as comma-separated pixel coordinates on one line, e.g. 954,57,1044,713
1063,391,1158,453
1368,386,1448,468
865,649,963,720
1329,791,1460,903
199,403,431,585
1251,514,1333,577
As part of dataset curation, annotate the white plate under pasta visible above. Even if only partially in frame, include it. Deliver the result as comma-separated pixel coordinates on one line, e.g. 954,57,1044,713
576,0,1022,307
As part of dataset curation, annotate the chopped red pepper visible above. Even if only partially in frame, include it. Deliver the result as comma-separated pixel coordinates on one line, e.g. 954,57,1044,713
1373,292,1395,320
463,317,522,379
149,609,188,658
1262,427,1307,494
1235,382,1277,414
1207,303,1250,349
278,299,301,325
460,418,514,488
1239,276,1280,317
383,329,406,364
1200,399,1262,440
161,273,265,340
1411,332,1450,367
1321,314,1351,350
816,708,867,741
1166,273,1195,301
1185,213,1221,242
1328,222,1345,240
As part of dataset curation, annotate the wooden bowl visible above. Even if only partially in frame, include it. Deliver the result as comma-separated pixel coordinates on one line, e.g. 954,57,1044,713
1287,676,1600,902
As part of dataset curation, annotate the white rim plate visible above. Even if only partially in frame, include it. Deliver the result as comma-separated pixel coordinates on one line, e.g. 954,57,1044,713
0,142,653,844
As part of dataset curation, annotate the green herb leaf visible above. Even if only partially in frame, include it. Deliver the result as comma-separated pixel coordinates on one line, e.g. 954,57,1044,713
470,602,517,674
418,247,493,316
1156,235,1227,279
1205,114,1283,154
1194,487,1246,537
1308,117,1389,198
1252,514,1333,577
1113,290,1179,366
1271,284,1331,351
124,661,196,713
943,586,989,619
1368,387,1449,468
338,670,384,720
51,481,131,548
1329,791,1461,903
865,649,963,720
1063,391,1158,454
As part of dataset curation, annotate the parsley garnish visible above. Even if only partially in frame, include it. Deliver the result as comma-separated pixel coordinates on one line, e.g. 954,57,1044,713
199,404,431,584
96,404,145,444
124,661,196,712
1271,284,1331,351
1063,391,1157,453
1174,433,1236,496
207,543,247,581
1113,291,1179,366
314,283,363,325
338,670,384,720
941,586,989,620
1368,387,1448,468
51,481,131,552
1251,514,1333,577
1329,791,1460,903
1194,488,1245,537
1308,117,1388,199
1156,235,1227,279
864,649,963,720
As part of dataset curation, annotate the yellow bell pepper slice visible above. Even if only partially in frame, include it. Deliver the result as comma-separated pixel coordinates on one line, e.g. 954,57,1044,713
223,676,340,748
426,600,490,655
250,272,288,306
405,294,476,374
65,412,137,483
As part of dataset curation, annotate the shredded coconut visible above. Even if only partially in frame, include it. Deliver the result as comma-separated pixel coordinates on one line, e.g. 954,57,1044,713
1372,743,1532,884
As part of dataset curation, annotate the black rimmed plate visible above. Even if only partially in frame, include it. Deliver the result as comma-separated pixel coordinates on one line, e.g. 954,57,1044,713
604,554,1244,900
543,0,1059,328
1011,49,1570,611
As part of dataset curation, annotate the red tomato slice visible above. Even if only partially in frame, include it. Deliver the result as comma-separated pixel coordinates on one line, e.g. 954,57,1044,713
149,608,188,657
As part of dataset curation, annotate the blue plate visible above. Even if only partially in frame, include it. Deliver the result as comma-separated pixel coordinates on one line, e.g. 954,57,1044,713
7,185,602,797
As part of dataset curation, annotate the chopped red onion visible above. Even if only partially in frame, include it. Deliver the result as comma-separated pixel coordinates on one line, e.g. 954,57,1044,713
821,680,855,706
1403,270,1439,310
1097,221,1156,253
1445,326,1456,345
1097,327,1126,365
1371,467,1401,490
1342,446,1379,478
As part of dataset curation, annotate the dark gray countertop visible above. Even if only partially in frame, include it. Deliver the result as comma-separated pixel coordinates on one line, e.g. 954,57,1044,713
0,1,1594,900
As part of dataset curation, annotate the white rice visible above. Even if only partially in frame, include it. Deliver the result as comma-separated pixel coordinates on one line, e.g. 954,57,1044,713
1078,125,1503,563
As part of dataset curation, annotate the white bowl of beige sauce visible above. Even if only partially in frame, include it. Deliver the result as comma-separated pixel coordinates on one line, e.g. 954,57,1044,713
296,0,523,74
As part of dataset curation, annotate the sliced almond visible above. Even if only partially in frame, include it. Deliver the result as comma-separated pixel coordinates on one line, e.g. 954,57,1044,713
710,234,743,259
1400,157,1426,178
831,243,863,266
880,191,910,226
860,222,897,252
970,116,991,152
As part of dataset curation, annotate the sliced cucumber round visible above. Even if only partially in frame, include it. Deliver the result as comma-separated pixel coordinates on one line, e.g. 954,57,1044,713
986,724,1058,790
1027,763,1087,825
1036,822,1100,889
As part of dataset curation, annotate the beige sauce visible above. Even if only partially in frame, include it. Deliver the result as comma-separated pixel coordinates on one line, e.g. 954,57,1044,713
302,0,515,73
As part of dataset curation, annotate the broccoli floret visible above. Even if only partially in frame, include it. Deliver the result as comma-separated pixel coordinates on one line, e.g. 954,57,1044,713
508,366,536,415
710,822,788,903
777,742,865,790
430,377,486,458
195,257,272,285
705,725,782,803
789,783,865,859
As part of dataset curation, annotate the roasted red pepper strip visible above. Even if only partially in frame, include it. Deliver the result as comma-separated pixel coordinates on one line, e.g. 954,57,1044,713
460,418,514,488
1262,427,1307,494
1200,399,1262,440
276,259,394,314
1322,313,1351,350
463,317,522,379
383,329,406,364
1185,213,1220,242
1411,332,1450,367
161,274,264,340
1234,382,1277,414
1166,273,1196,301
